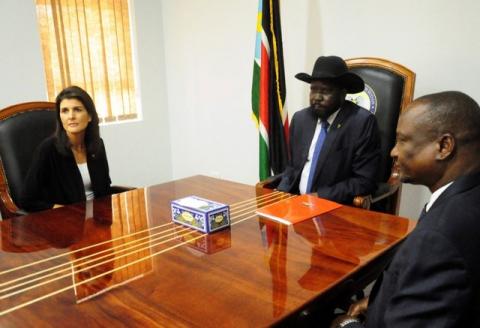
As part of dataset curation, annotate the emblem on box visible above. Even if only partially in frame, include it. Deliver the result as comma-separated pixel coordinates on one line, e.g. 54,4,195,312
171,196,230,233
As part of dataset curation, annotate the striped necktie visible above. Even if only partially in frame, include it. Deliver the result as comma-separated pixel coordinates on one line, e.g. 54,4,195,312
306,120,329,193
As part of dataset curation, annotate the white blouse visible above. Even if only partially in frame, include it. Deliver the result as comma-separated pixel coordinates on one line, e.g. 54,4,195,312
77,163,94,200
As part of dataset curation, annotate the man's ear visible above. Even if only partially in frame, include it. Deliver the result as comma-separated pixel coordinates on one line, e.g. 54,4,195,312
436,133,455,160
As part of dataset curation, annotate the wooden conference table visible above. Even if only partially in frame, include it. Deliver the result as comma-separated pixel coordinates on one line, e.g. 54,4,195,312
0,176,414,327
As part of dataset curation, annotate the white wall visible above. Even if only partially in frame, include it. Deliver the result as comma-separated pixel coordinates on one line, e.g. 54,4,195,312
0,1,46,104
0,0,172,188
161,0,259,183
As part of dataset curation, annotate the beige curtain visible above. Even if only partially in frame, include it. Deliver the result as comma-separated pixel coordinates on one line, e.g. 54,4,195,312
36,0,137,122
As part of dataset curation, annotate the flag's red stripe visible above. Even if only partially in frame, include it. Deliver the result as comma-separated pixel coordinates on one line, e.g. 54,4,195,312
259,43,270,133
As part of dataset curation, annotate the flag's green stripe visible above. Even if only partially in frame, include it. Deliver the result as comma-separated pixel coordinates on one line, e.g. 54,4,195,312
251,62,261,122
259,135,269,180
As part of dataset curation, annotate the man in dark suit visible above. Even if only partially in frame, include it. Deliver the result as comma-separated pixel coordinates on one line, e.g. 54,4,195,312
277,56,381,204
331,91,480,327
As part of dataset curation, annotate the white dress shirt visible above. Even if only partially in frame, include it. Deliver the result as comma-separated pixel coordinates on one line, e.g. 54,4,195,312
426,181,454,212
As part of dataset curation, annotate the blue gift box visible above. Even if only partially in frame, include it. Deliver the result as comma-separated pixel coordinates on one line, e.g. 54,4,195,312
171,196,230,233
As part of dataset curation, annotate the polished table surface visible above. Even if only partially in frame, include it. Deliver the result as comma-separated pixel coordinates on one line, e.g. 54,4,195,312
0,176,414,327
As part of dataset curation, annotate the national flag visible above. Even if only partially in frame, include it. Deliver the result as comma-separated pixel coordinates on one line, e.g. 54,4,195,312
251,0,289,181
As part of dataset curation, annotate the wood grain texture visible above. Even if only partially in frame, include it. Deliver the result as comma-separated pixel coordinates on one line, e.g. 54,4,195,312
0,176,414,327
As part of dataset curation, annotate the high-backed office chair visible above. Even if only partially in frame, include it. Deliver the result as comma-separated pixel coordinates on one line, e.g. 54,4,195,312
0,102,57,219
257,57,415,215
346,57,415,214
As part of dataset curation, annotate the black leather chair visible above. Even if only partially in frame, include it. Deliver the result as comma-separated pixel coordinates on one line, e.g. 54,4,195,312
0,102,57,219
257,58,415,215
346,57,415,214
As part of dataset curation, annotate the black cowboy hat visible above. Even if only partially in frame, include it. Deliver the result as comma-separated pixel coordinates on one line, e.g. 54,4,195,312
295,56,365,93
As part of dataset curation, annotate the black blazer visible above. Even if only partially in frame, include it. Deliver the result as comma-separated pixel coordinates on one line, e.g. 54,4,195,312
359,172,480,327
20,136,112,212
277,101,381,204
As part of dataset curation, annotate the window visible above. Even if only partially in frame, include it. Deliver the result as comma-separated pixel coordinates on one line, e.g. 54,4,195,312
36,0,139,123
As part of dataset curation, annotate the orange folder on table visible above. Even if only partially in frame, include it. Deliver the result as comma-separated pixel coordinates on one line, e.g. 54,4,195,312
256,194,342,225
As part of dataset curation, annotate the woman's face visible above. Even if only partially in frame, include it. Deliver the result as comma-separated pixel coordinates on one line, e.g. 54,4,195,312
59,98,91,138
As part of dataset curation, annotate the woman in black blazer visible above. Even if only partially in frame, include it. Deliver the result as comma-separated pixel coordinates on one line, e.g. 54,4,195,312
21,86,112,212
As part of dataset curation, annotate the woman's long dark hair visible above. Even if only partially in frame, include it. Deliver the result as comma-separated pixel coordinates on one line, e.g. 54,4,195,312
54,86,101,156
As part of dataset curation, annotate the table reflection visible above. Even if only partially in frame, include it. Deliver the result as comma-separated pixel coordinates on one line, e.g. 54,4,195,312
0,189,154,311
259,219,288,318
293,211,411,291
175,227,232,255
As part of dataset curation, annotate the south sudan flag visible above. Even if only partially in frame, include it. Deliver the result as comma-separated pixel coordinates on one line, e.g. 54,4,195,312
251,0,289,180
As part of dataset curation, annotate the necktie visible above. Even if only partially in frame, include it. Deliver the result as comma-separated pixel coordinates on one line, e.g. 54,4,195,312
306,120,329,193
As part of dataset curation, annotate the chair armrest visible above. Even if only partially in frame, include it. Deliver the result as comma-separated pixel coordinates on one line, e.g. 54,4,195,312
353,194,372,209
255,174,283,190
371,161,401,203
352,163,401,210
371,182,400,203
353,181,400,210
110,185,136,194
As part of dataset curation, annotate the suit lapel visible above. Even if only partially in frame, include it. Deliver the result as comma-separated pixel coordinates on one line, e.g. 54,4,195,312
428,171,480,213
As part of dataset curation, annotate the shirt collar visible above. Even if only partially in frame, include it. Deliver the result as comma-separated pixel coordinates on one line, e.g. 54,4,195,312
317,108,340,126
426,181,454,212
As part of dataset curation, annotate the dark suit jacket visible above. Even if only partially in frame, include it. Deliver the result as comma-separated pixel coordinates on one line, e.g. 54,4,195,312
277,101,380,204
353,172,480,327
20,136,112,212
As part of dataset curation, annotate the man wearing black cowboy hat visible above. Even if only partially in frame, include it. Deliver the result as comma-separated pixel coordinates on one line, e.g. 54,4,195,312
277,56,381,205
